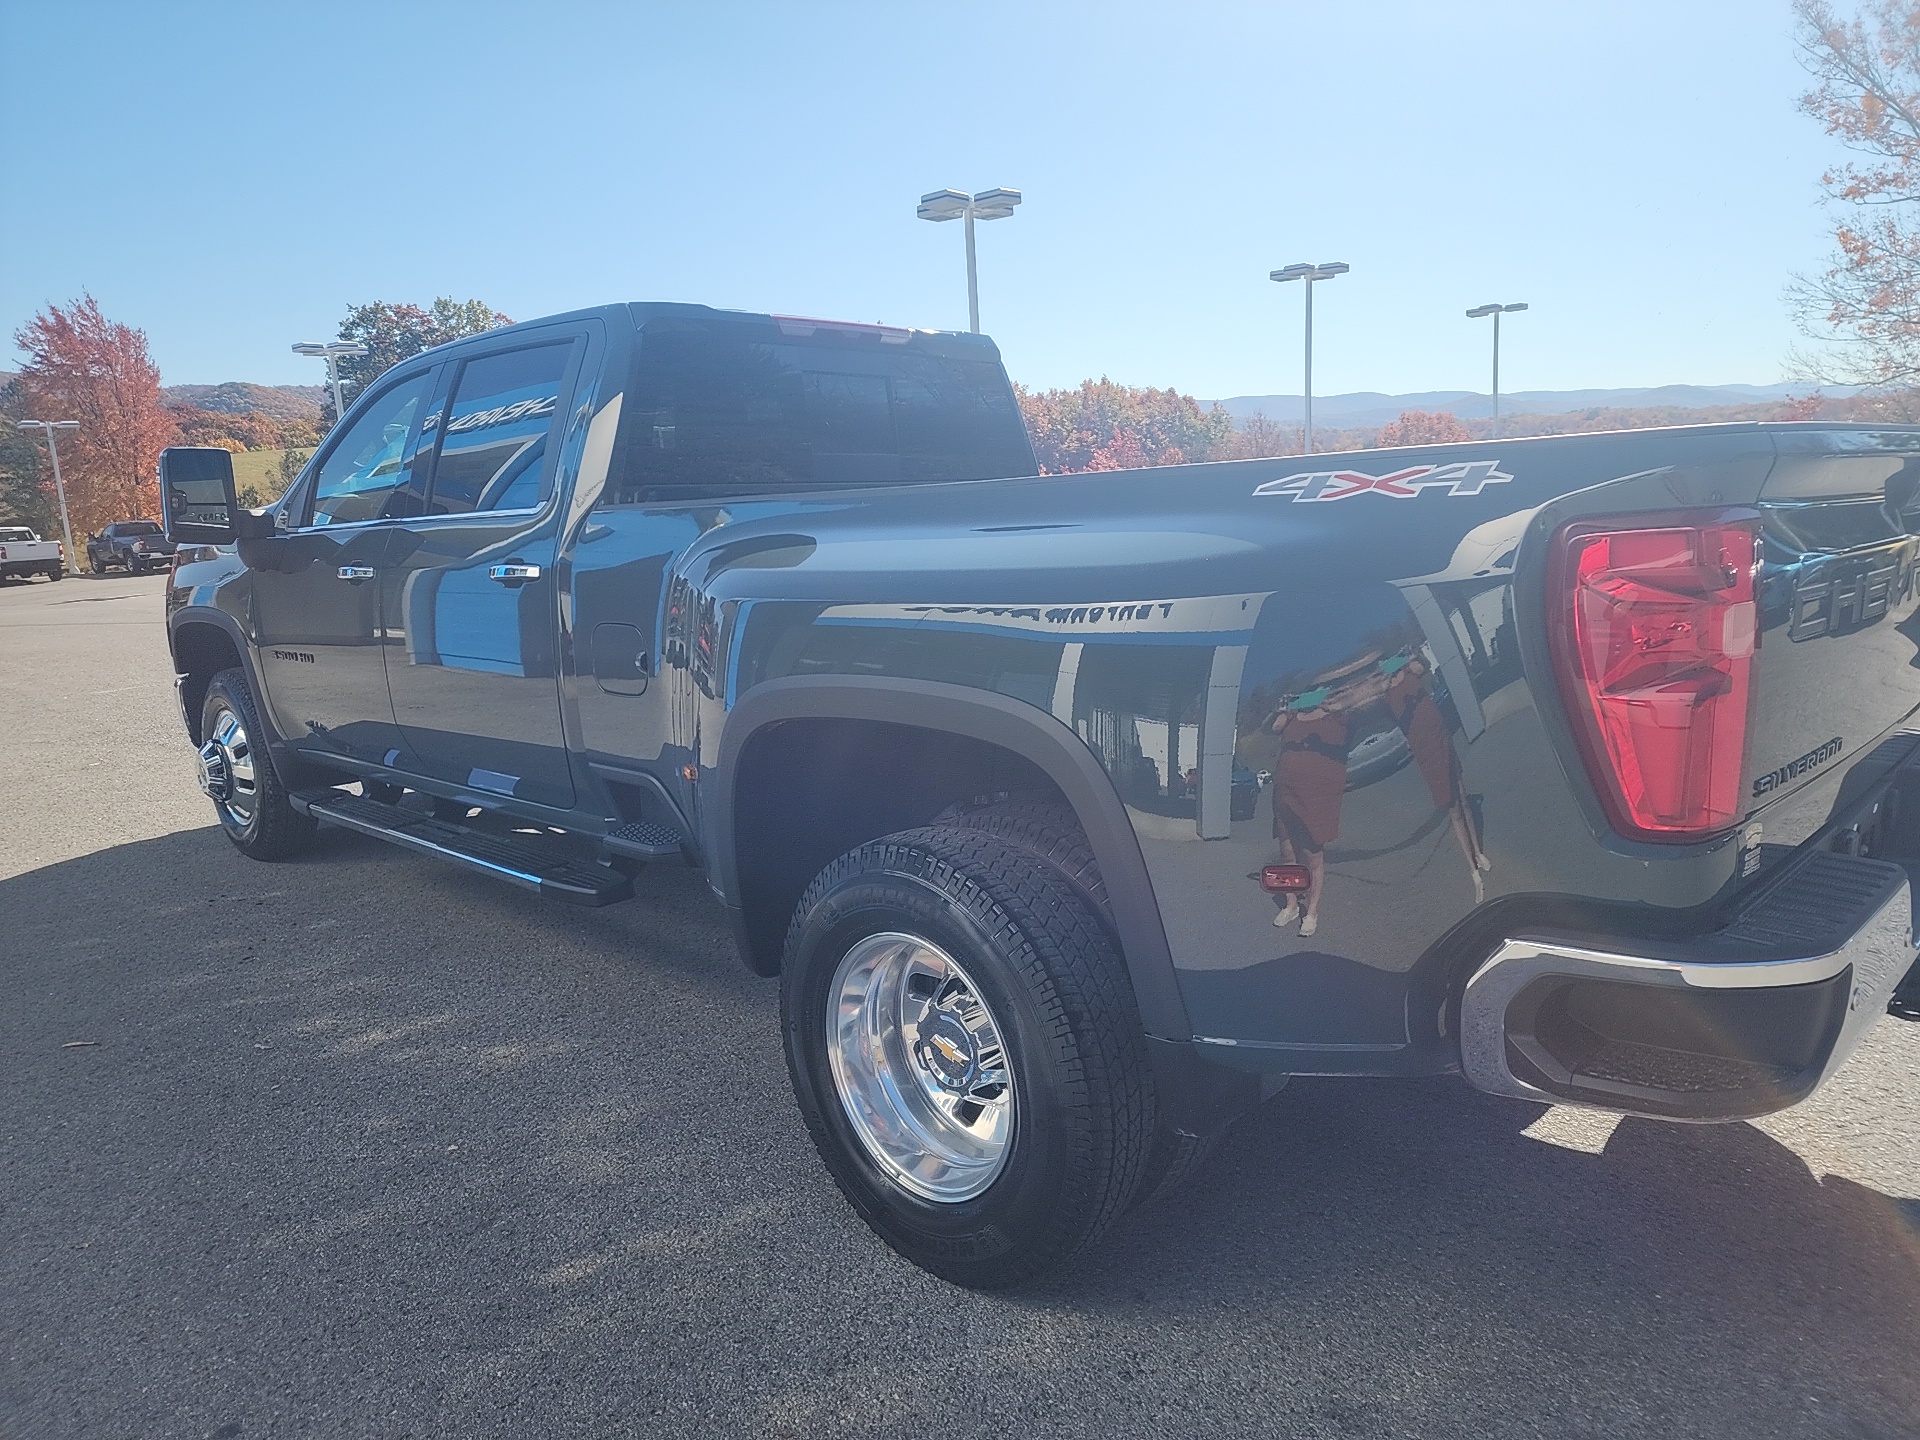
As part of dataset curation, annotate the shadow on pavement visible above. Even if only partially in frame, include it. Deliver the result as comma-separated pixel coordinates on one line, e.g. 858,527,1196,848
3,826,1917,1438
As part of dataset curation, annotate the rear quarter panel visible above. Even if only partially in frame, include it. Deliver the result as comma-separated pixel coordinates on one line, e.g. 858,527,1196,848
635,425,1920,1069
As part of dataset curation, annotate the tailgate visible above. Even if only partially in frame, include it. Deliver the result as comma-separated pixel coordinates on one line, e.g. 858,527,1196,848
1749,435,1920,820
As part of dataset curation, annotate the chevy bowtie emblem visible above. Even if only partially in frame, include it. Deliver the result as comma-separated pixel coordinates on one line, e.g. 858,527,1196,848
1253,459,1514,503
929,1034,967,1065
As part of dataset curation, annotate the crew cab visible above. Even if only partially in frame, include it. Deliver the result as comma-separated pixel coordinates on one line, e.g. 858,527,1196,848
0,526,64,581
89,519,175,574
160,301,1920,1287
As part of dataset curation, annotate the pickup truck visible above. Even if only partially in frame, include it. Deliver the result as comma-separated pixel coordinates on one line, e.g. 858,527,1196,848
88,519,176,574
0,526,64,582
159,301,1920,1288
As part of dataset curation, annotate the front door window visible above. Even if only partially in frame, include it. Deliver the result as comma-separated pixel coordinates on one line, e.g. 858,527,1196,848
310,373,435,527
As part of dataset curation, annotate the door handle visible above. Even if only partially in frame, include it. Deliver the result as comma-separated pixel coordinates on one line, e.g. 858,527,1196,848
488,563,542,584
336,565,376,582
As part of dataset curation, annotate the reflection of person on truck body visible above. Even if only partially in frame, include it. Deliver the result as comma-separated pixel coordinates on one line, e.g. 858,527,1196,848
1383,652,1492,902
1269,652,1384,936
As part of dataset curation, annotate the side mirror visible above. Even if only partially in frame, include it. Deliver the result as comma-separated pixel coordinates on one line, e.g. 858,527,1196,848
160,447,239,545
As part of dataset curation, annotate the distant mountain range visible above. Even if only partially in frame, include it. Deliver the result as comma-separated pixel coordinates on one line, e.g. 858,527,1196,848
1214,383,1855,428
161,382,324,421
0,373,1862,432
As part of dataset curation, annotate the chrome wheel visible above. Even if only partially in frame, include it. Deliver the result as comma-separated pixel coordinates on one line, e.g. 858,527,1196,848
826,931,1015,1203
198,705,259,827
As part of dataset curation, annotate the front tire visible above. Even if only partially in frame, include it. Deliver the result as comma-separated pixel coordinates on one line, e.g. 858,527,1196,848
781,826,1154,1288
199,668,316,860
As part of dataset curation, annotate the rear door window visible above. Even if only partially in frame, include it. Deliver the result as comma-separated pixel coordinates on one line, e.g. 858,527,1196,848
423,342,576,516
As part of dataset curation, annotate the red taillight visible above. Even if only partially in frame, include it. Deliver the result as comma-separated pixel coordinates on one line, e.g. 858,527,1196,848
1550,516,1758,841
1261,865,1312,892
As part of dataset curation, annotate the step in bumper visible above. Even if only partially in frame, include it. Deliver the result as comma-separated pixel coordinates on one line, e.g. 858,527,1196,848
1461,851,1917,1121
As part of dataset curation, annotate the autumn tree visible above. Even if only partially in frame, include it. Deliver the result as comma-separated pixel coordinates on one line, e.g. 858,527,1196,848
1793,1,1920,383
320,296,512,429
1218,410,1301,460
1376,409,1473,446
166,405,286,451
1015,378,1236,473
9,296,178,535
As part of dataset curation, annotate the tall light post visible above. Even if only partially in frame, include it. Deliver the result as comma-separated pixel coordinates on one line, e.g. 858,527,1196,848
917,187,1021,333
1269,262,1349,454
292,340,371,423
16,419,78,557
1466,303,1527,438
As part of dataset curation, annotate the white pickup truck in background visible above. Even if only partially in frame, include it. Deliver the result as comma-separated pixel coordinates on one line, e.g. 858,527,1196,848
0,527,65,582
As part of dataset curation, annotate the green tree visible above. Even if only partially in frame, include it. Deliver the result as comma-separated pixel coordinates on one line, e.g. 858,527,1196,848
0,390,56,533
1015,378,1236,473
319,296,511,429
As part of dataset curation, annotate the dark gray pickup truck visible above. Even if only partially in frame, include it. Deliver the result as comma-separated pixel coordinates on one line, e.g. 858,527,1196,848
161,301,1920,1286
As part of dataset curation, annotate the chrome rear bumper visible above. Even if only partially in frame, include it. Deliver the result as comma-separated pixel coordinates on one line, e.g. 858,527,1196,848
1461,850,1916,1121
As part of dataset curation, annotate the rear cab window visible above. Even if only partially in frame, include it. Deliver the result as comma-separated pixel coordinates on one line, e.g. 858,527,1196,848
609,313,1034,504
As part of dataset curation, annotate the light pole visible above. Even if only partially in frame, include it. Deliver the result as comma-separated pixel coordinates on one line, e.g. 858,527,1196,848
16,419,78,558
292,341,371,423
917,187,1021,333
1466,303,1527,438
1269,262,1349,454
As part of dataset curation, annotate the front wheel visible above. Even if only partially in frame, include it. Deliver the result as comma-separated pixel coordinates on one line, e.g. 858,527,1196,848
198,668,315,860
781,826,1154,1288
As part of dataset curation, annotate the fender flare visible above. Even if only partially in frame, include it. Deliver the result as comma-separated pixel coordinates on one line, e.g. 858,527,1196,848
167,604,262,701
707,674,1191,1040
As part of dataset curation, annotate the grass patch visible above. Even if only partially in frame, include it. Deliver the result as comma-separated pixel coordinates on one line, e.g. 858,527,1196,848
231,447,306,507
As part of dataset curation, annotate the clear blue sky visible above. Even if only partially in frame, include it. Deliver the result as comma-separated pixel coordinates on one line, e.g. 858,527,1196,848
0,0,1847,401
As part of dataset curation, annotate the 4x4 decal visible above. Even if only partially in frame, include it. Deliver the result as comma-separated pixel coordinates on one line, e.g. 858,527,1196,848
1253,459,1513,503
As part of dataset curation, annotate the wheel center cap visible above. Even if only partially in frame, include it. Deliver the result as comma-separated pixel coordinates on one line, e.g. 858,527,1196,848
913,1012,979,1092
196,741,231,801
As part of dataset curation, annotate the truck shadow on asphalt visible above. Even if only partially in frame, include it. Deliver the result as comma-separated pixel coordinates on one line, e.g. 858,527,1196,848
6,825,1919,1437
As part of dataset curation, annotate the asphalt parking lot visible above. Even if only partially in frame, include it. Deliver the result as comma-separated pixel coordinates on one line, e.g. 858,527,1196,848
4,569,1919,1440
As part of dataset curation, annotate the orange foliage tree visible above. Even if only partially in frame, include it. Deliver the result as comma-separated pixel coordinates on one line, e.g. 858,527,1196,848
1015,378,1236,473
10,296,177,534
1795,1,1920,382
1376,410,1472,446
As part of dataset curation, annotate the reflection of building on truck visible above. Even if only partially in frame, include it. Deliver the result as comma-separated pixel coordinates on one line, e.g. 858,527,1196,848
0,527,64,582
156,300,1920,1290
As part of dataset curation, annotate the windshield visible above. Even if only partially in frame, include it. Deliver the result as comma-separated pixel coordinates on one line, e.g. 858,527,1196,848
0,528,36,542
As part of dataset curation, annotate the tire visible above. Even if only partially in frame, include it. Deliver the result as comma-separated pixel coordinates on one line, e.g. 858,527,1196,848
944,796,1216,1211
199,668,316,860
46,564,62,582
781,825,1154,1288
944,796,1112,932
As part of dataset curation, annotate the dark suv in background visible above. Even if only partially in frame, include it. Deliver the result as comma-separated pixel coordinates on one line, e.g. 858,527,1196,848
88,520,176,574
